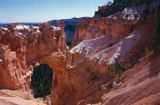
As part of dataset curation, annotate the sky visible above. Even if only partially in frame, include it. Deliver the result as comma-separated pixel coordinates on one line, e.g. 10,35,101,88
0,0,111,23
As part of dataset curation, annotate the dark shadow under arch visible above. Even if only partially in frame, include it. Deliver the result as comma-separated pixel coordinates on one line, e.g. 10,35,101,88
31,64,53,98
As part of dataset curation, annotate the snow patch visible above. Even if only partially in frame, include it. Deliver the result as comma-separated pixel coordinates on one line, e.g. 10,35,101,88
96,52,107,64
2,27,8,31
67,46,70,50
107,42,122,64
15,25,30,30
70,40,93,54
35,29,41,33
52,26,61,30
15,32,23,36
70,36,107,55
107,31,141,65
122,8,140,21
66,65,75,69
32,26,39,29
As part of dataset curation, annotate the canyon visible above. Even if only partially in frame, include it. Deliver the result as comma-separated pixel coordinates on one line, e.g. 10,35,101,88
0,0,160,105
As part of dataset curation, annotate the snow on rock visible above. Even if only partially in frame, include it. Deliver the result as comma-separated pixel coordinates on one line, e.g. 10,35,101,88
89,31,142,65
1,27,8,31
14,25,41,34
122,8,140,21
32,26,41,33
122,6,145,21
70,36,116,55
66,64,75,69
70,38,97,54
14,32,23,36
15,25,30,30
35,29,41,33
32,26,39,29
52,26,61,31
107,31,142,64
70,40,93,54
107,42,122,64
107,5,145,22
32,29,41,33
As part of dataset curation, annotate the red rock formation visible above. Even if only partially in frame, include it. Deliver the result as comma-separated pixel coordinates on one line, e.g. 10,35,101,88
41,52,109,105
0,23,67,90
0,44,27,90
54,1,160,105
41,15,157,103
72,18,134,46
100,53,160,105
0,1,159,105
70,1,158,73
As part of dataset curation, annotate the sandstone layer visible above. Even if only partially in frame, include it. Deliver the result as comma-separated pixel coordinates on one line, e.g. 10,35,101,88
0,23,67,90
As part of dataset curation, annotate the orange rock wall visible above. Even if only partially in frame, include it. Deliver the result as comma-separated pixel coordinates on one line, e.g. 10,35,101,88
72,18,134,46
0,23,67,90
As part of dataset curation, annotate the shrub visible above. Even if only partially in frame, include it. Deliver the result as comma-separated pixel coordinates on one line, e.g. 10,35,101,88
153,31,160,45
108,82,113,91
108,60,125,77
89,71,98,80
99,0,153,17
152,5,160,54
153,22,160,53
108,64,117,77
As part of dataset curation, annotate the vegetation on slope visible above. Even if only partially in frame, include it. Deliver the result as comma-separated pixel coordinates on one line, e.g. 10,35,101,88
31,64,53,98
95,0,153,17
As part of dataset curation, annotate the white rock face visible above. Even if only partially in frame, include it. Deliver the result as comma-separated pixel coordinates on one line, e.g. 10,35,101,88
70,40,92,54
70,30,142,66
107,42,122,64
70,36,117,55
101,31,142,65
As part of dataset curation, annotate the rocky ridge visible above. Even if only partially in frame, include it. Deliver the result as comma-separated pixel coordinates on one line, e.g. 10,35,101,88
0,22,67,104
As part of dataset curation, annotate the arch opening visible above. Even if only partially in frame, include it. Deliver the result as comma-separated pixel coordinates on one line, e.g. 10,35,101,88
31,64,53,98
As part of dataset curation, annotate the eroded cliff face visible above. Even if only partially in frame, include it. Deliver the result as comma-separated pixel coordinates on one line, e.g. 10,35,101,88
38,1,160,105
49,17,89,46
72,18,134,47
57,0,160,105
0,44,27,90
41,52,110,105
0,0,160,105
0,23,67,91
100,51,160,105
